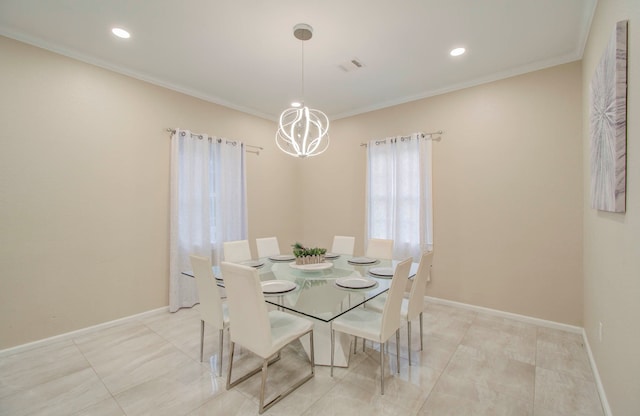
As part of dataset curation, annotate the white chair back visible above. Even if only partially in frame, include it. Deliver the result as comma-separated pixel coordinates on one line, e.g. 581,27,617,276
407,251,434,321
256,237,280,258
380,257,412,341
366,238,394,259
190,255,226,328
223,240,252,263
331,236,355,255
220,262,272,357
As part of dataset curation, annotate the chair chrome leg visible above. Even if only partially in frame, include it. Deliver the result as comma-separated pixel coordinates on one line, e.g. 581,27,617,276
396,329,400,374
218,328,224,377
309,330,315,376
407,320,412,366
226,341,236,390
419,312,424,351
258,359,269,414
380,343,385,395
200,320,205,362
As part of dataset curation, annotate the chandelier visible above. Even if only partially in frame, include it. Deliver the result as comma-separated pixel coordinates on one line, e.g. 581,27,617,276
276,24,330,158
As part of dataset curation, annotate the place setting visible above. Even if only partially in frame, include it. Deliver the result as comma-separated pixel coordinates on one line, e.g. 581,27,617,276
368,266,395,278
268,254,296,262
240,259,265,268
334,275,378,290
261,280,298,295
347,256,378,265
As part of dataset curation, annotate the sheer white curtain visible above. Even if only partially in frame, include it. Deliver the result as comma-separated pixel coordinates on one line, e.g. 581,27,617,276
366,132,433,260
169,129,247,312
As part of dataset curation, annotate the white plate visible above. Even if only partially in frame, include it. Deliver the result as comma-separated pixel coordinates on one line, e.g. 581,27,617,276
241,260,265,268
368,267,394,277
289,262,334,271
269,254,296,262
335,276,377,289
324,252,340,259
261,280,298,294
348,257,378,265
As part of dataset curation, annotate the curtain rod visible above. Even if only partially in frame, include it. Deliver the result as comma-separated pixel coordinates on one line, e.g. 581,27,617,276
360,130,443,147
166,128,263,154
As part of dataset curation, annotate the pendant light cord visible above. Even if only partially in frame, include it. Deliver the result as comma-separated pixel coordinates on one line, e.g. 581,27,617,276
300,39,305,105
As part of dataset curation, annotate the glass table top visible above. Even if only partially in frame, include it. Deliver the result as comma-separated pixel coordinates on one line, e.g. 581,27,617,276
210,255,418,323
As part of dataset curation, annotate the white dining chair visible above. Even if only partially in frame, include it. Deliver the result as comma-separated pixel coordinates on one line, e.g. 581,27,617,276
330,257,412,394
256,236,280,258
331,235,355,255
221,261,315,414
366,251,434,365
223,239,252,263
190,255,230,376
366,238,394,259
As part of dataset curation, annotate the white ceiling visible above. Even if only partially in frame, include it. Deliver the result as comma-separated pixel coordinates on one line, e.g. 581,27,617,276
0,0,596,121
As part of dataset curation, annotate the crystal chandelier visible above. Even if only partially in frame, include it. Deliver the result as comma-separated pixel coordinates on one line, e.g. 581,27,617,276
276,24,329,158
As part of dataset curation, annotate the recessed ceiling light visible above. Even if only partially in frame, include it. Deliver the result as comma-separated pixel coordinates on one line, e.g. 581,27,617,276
291,101,302,108
450,47,466,57
111,27,130,39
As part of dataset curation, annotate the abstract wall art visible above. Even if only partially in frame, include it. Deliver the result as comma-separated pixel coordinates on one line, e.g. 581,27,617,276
590,20,628,213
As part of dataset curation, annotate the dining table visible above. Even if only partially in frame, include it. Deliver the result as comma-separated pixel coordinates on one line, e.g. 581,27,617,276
185,254,418,367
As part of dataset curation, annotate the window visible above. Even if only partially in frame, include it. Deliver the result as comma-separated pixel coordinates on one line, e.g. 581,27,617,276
366,133,433,259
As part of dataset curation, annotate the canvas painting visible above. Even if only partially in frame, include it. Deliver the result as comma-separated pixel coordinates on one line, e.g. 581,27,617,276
590,20,628,213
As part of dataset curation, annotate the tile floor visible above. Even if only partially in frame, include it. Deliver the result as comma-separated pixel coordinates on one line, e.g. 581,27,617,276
0,302,604,416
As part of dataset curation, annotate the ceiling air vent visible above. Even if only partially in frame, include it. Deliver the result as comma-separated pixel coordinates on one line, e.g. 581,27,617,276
338,58,365,72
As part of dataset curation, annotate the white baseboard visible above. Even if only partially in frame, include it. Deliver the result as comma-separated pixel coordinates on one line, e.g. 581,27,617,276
0,306,169,358
582,329,612,416
424,296,582,333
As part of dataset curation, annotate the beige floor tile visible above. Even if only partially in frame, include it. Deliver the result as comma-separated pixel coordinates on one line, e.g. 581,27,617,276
418,389,532,416
300,380,415,416
113,361,222,416
185,389,258,416
406,333,459,372
142,306,231,375
440,344,535,403
534,367,603,416
421,303,475,344
461,314,537,365
0,367,111,416
0,340,90,398
339,349,438,414
74,322,198,394
536,327,594,381
72,397,126,416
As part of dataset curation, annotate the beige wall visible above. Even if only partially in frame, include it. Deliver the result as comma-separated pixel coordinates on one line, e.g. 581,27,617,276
582,0,640,414
0,34,585,349
302,62,584,326
0,36,298,348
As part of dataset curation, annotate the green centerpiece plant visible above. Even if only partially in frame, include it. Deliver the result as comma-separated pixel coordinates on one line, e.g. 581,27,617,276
292,242,327,265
